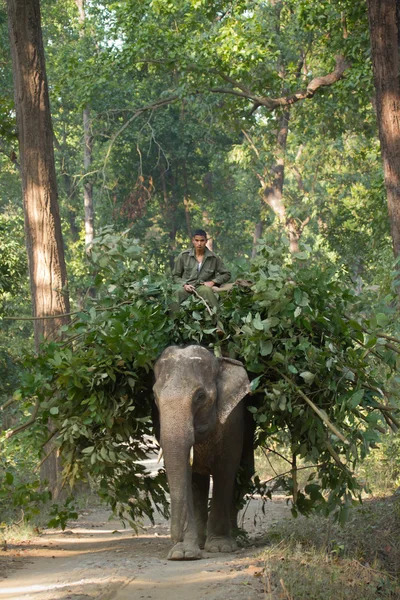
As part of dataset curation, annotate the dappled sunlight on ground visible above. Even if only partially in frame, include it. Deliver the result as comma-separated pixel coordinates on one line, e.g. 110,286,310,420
0,498,287,600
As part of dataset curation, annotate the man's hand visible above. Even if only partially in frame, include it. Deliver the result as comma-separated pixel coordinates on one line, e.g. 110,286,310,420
203,281,215,288
183,284,196,293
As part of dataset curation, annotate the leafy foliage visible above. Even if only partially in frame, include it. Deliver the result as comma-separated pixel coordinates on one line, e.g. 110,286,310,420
7,230,399,525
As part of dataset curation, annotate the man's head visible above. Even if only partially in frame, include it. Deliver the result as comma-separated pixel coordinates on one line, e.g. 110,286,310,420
192,229,207,252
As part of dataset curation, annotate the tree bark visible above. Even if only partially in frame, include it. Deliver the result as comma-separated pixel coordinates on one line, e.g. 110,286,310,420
6,0,71,495
261,111,302,253
367,0,400,292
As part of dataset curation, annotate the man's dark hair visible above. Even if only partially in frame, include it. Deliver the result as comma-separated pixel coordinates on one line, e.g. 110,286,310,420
192,229,207,238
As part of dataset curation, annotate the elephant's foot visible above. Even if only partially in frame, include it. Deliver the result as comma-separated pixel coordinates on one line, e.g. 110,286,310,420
205,535,237,553
167,541,202,561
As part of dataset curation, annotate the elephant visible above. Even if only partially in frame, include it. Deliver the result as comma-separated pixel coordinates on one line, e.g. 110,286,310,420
153,344,254,560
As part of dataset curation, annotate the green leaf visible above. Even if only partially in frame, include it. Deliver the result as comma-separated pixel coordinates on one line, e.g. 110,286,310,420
253,314,264,330
376,313,389,327
260,340,273,356
50,406,59,415
349,389,364,408
250,376,262,392
300,371,316,384
348,319,362,331
293,252,308,260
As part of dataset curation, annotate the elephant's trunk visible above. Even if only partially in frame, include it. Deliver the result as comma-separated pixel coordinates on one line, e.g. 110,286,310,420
161,426,195,544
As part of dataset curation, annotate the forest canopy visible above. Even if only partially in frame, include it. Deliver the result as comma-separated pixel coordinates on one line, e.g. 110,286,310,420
1,0,400,526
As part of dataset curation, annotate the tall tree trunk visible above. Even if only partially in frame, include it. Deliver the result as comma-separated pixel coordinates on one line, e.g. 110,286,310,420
6,0,71,496
261,111,300,253
367,0,400,296
260,111,304,253
76,0,94,249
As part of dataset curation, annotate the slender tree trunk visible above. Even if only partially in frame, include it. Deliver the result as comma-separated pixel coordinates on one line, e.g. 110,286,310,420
53,129,80,242
160,164,177,269
367,0,400,296
182,161,192,239
76,0,94,249
83,106,94,248
202,211,214,251
169,172,178,265
252,219,263,258
202,172,214,250
6,0,70,496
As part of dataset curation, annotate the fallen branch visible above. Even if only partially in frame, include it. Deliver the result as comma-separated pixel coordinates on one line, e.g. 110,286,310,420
277,370,349,444
258,463,324,488
6,400,40,438
3,299,138,322
0,397,16,411
262,446,292,465
192,289,213,315
34,446,57,473
325,439,351,473
346,314,400,346
40,428,60,449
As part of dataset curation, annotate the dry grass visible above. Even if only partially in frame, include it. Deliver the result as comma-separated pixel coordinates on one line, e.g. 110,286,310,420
256,494,400,599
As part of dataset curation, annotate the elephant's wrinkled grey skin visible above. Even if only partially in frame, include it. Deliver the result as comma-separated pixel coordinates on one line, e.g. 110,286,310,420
153,345,252,561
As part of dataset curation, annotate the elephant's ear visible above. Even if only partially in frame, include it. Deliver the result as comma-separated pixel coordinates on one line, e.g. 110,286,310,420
216,357,250,424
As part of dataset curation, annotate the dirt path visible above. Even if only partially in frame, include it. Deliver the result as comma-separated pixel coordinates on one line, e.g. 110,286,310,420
0,496,290,600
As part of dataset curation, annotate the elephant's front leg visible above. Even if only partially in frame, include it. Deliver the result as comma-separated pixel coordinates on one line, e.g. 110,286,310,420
163,445,202,560
168,483,201,560
192,472,210,549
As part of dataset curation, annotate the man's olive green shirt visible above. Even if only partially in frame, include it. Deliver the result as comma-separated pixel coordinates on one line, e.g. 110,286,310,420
172,247,231,287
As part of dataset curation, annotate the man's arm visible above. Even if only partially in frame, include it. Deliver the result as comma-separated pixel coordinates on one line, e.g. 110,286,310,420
212,256,231,285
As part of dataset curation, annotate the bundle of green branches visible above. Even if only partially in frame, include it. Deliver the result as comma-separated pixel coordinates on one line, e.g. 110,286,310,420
2,230,399,524
175,242,400,521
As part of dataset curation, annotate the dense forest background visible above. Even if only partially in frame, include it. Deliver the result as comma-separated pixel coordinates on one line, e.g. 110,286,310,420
1,0,400,530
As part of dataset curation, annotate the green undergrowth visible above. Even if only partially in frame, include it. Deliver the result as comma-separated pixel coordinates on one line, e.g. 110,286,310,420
259,494,400,599
2,227,400,527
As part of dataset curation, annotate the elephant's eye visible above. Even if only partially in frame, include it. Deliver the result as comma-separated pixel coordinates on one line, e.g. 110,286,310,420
193,390,205,403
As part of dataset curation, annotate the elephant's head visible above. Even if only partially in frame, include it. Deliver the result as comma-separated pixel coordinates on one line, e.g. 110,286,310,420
153,345,249,446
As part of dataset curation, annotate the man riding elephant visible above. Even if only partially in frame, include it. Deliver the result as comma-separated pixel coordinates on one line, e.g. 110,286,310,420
171,229,231,311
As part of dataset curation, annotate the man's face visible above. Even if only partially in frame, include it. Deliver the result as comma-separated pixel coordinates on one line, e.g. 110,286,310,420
192,235,207,251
